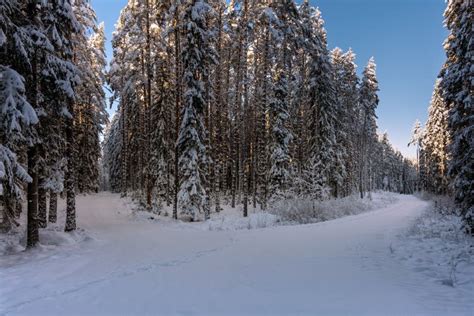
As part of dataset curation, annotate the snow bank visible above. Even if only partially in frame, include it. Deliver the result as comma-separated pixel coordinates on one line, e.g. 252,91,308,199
393,197,474,291
270,191,400,225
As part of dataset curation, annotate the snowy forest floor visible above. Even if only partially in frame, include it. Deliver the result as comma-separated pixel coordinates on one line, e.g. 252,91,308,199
1,193,473,315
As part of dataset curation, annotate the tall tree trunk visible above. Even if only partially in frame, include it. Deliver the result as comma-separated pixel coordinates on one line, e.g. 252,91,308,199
26,41,39,248
173,13,181,221
359,155,364,199
49,191,58,223
37,186,47,228
65,114,76,232
15,198,22,219
258,27,271,210
213,4,223,213
1,194,15,232
27,146,39,248
145,0,153,209
121,104,128,196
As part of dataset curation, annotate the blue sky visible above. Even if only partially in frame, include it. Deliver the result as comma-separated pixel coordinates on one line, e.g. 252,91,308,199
91,0,447,158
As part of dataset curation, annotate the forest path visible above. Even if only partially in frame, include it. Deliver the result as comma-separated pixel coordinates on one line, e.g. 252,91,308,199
0,193,471,315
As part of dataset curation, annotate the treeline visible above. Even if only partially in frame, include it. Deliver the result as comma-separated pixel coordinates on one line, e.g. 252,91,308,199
414,0,472,233
0,1,106,245
102,0,416,221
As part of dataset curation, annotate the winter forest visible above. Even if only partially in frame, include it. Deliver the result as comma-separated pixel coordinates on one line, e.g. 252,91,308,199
0,0,473,315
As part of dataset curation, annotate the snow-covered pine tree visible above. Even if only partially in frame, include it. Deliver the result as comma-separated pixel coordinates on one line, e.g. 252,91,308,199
0,0,39,175
268,0,298,203
22,0,44,247
423,80,450,195
148,99,170,210
377,133,391,191
168,0,184,220
176,0,216,220
147,1,175,211
408,120,426,190
149,30,174,211
46,0,81,232
0,0,112,240
331,47,357,198
109,0,163,204
408,119,424,191
251,5,279,210
20,0,80,234
269,70,293,200
226,0,258,209
440,0,473,233
108,9,131,197
341,49,360,196
100,0,416,220
109,0,143,197
358,57,379,198
307,8,337,200
102,114,123,193
208,0,229,213
0,65,38,231
73,11,107,194
292,0,316,196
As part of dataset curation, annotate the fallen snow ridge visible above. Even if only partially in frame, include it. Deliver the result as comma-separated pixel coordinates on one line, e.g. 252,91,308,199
1,193,473,315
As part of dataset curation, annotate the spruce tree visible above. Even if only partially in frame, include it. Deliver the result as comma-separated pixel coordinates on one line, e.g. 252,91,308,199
177,0,216,220
440,0,473,232
358,57,379,198
269,71,293,199
100,0,418,218
0,65,37,230
408,119,424,191
307,8,337,200
423,80,449,194
341,49,360,195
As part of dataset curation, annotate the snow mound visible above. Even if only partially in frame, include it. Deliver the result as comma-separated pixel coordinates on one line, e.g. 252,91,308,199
38,228,93,248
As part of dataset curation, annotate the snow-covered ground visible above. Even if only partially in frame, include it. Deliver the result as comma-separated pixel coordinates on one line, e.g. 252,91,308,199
392,198,474,307
1,193,473,315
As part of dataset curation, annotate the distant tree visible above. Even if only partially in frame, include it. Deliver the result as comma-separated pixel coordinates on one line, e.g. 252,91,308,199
408,119,424,191
74,16,107,194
